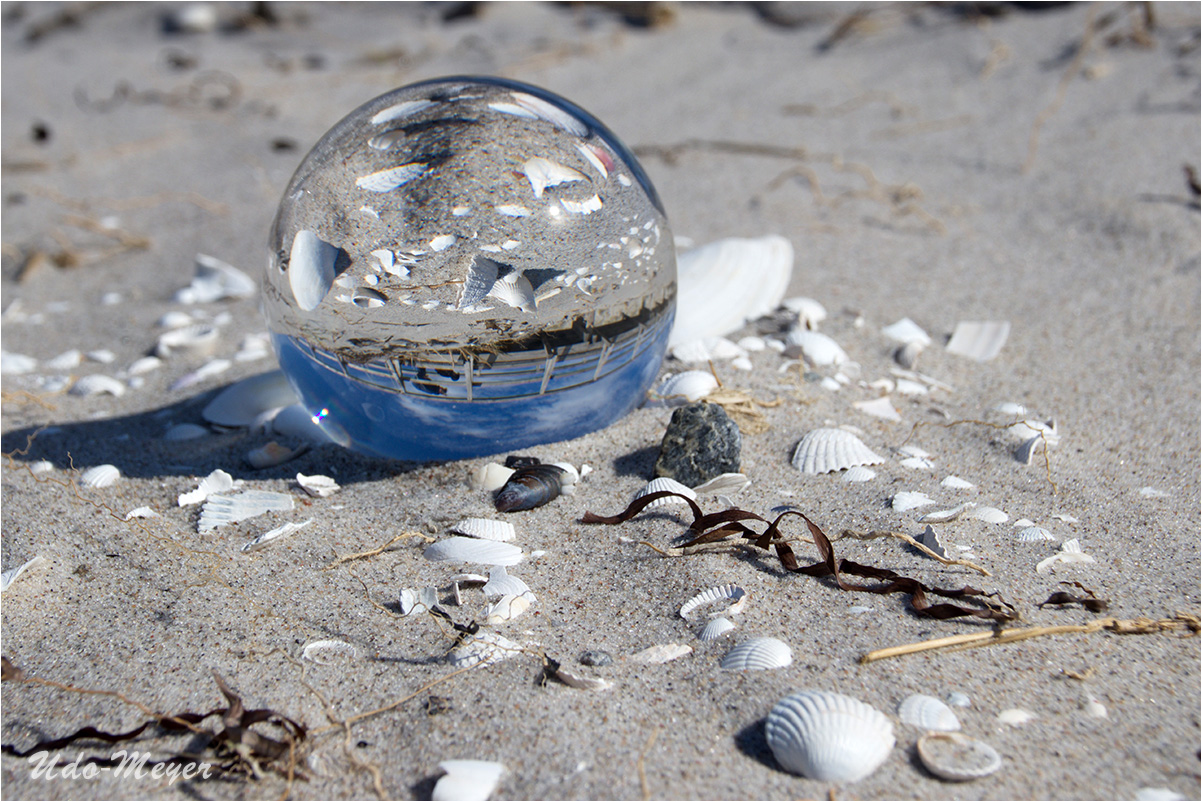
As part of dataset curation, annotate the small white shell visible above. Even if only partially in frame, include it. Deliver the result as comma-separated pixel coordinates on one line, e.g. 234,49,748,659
698,616,736,641
692,472,751,495
853,396,901,422
125,506,159,520
655,370,718,403
916,732,1002,782
69,374,126,397
764,690,895,783
554,667,614,692
448,631,521,669
881,317,932,346
897,694,961,731
179,469,239,507
967,505,1008,524
631,643,693,664
842,466,876,483
941,475,975,489
451,518,517,542
891,491,934,512
785,328,847,366
202,371,298,427
481,566,533,600
1,556,47,592
916,526,948,559
634,477,697,508
720,637,793,670
296,473,340,498
997,708,1037,726
424,537,523,566
155,323,219,358
433,759,506,802
918,502,975,523
1016,525,1056,542
791,428,885,474
671,336,747,363
471,462,515,492
679,584,748,620
484,593,533,625
301,639,357,665
197,490,294,533
242,519,312,552
782,296,828,330
399,586,439,616
945,320,1010,361
80,464,121,488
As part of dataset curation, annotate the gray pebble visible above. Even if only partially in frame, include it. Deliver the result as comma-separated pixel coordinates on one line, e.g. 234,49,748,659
653,402,741,487
579,650,613,667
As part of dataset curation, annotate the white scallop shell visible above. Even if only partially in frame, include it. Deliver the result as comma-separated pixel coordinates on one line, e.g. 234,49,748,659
655,370,718,403
432,759,506,802
946,320,1010,361
69,374,126,397
842,466,876,483
720,637,793,670
891,491,935,512
424,537,523,566
764,690,895,783
1016,525,1056,542
481,566,533,600
450,518,516,542
670,236,793,347
80,464,121,488
692,472,751,495
791,428,885,475
679,584,748,620
916,732,1001,782
785,328,847,366
698,616,736,641
967,505,1008,524
202,370,298,426
898,694,961,732
198,490,294,533
634,477,696,508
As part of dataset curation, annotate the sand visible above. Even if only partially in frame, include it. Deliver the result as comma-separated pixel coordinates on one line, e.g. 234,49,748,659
1,2,1199,800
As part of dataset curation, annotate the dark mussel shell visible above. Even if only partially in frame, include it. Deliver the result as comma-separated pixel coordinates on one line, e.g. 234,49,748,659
494,464,567,512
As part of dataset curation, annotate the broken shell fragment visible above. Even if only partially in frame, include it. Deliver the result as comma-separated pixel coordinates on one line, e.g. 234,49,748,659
296,473,340,497
471,462,515,492
898,694,961,732
554,667,614,692
242,519,312,552
1,556,47,592
891,491,935,512
721,637,793,670
433,759,506,802
631,643,693,664
945,321,1010,362
198,490,294,533
301,639,357,665
791,428,885,475
156,323,219,358
692,472,750,495
69,374,126,397
400,586,440,616
451,518,517,542
764,690,895,783
246,441,303,469
481,566,533,600
485,593,533,625
881,317,931,347
179,469,239,506
916,732,1002,782
449,631,522,669
424,537,524,566
679,584,748,620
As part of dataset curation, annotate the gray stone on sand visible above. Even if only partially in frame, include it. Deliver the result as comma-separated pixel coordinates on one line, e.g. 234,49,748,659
653,402,741,488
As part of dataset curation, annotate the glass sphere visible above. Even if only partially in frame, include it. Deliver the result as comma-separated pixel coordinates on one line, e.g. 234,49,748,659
264,76,676,461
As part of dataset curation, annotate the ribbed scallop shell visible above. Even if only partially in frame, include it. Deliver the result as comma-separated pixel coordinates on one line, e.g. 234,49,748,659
898,694,961,732
1016,525,1056,542
720,637,792,670
451,518,516,542
481,566,533,599
655,370,719,403
424,537,523,566
916,732,1002,782
792,428,885,475
842,466,876,483
679,584,747,620
80,464,121,488
634,477,697,508
698,616,736,641
764,690,895,783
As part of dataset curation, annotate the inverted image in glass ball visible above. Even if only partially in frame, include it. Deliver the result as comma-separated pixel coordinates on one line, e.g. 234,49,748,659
264,76,675,461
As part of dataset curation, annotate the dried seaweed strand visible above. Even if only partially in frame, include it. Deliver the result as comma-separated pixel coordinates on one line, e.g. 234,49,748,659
860,613,1200,664
638,726,661,801
324,531,430,569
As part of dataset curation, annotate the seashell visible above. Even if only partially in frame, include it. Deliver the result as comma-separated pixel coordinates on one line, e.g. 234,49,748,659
946,320,1010,362
895,377,928,395
634,477,696,508
1139,486,1169,498
125,506,159,520
1082,694,1108,719
898,694,961,732
399,586,440,617
547,461,580,486
791,428,885,475
721,637,793,670
301,639,356,665
730,355,753,371
494,464,569,512
996,708,1037,726
842,466,876,483
670,236,793,347
1136,789,1188,801
485,592,533,624
631,643,693,664
175,253,257,304
737,335,766,352
916,525,948,559
69,374,126,397
881,317,932,346
155,323,219,358
1016,525,1056,542
126,355,163,376
679,584,748,620
698,616,736,641
784,328,847,366
692,472,750,495
296,473,340,498
451,518,516,542
1,350,38,375
424,537,524,566
670,336,747,363
894,340,925,369
169,358,232,392
764,690,895,783
853,396,901,422
522,156,585,197
918,503,975,523
30,460,55,474
781,296,827,330
554,667,614,692
80,464,121,488
1036,538,1095,573
202,371,299,427
471,462,515,492
916,732,1002,782
449,629,523,669
46,349,83,371
246,441,302,469
481,566,533,600
899,455,935,470
197,490,294,533
654,370,718,403
163,423,210,441
891,491,934,512
1016,433,1058,465
1,555,47,593
242,519,312,552
179,469,240,507
941,475,975,489
967,505,1008,524
946,692,972,708
432,759,506,802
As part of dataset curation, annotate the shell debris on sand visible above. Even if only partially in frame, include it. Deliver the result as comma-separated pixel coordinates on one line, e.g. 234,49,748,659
916,732,1002,782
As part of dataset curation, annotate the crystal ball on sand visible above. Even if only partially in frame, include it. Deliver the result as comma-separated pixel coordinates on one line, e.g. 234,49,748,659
264,77,676,461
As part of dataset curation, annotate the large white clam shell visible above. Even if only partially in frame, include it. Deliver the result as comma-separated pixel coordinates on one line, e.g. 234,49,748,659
791,428,885,474
916,732,1002,782
450,518,516,542
764,690,895,783
424,537,523,566
679,584,747,620
897,694,961,732
720,637,792,670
